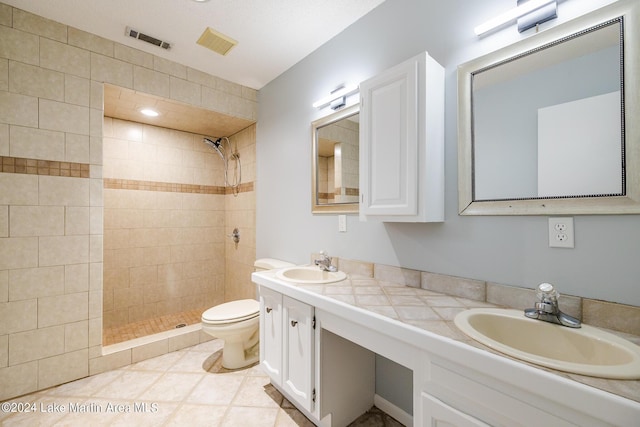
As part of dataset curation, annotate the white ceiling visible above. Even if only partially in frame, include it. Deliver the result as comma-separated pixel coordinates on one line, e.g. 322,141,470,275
3,0,386,90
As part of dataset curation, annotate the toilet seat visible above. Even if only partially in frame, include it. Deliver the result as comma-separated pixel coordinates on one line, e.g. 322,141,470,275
202,299,259,325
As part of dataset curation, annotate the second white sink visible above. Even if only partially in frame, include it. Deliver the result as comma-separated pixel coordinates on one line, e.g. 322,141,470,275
275,266,346,284
454,308,640,379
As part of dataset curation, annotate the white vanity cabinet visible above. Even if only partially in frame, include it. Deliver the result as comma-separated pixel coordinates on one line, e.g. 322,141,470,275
259,287,316,414
359,51,445,222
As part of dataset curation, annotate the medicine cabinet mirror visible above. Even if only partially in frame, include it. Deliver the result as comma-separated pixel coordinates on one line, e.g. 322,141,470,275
311,104,360,214
458,1,639,215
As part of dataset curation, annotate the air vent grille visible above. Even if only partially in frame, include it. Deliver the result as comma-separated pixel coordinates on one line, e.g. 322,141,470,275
196,27,237,56
126,27,171,50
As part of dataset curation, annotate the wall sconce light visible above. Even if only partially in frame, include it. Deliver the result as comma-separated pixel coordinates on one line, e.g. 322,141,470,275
312,84,359,110
474,0,558,36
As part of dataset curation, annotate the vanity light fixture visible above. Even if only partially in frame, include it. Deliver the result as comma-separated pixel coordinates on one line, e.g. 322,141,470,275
140,108,159,117
474,0,558,36
312,84,359,109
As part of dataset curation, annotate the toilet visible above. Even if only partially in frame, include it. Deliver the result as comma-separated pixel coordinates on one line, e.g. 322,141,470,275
201,258,294,369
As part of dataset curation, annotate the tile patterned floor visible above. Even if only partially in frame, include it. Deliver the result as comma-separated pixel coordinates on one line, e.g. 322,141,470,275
103,308,206,346
0,339,401,426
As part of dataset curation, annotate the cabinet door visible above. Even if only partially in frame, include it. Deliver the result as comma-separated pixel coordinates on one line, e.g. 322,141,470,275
360,54,419,218
422,393,490,427
259,287,283,385
282,295,315,413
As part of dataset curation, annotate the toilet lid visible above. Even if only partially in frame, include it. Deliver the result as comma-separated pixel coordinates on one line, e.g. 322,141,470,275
202,299,259,324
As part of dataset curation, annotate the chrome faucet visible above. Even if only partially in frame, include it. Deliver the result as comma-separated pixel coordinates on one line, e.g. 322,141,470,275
524,283,581,328
314,251,337,272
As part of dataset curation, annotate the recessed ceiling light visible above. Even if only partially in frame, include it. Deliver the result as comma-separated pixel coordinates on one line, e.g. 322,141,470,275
140,108,159,117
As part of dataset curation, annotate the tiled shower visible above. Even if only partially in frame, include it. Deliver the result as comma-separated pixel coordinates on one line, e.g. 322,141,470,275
102,118,257,345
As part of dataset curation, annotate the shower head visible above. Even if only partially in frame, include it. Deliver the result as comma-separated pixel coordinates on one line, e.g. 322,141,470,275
203,137,225,160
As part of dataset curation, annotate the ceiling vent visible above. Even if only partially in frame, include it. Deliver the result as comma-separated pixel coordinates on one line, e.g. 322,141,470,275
126,27,171,50
196,27,237,56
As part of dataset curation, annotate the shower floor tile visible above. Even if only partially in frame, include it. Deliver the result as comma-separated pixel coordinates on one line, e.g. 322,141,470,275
103,308,206,346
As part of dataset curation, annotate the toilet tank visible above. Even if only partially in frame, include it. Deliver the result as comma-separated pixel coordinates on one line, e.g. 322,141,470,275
254,258,295,271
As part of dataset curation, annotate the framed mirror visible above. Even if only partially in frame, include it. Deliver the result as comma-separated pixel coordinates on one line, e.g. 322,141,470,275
312,104,360,214
458,0,639,215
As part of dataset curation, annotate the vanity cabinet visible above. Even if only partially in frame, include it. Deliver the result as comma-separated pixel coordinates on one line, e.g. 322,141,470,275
359,51,445,222
259,287,315,413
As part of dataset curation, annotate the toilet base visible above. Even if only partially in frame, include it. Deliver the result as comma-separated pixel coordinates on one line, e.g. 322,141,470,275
221,339,259,369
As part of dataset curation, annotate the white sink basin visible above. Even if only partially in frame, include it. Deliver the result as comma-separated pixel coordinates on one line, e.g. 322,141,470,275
454,308,640,379
275,266,347,284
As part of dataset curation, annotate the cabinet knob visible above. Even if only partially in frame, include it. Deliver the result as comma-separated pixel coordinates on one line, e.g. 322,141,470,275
290,320,298,327
266,307,272,313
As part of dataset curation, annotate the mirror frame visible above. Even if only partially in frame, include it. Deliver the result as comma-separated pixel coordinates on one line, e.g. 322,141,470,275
311,104,360,214
458,0,640,215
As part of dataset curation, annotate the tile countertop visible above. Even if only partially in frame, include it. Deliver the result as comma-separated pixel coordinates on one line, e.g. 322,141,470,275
258,271,640,405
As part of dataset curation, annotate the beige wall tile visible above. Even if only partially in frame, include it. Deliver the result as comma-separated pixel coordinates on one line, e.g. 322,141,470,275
0,270,7,303
0,58,8,92
68,27,113,56
65,206,90,235
133,66,170,98
65,74,91,106
9,125,66,161
486,282,536,310
9,61,64,101
13,8,67,42
155,56,187,79
9,266,64,301
0,334,7,367
40,38,91,79
38,348,88,390
0,237,38,270
39,99,90,135
65,320,89,352
0,26,39,65
90,234,103,263
422,272,486,302
0,205,6,237
38,292,88,328
337,258,374,277
0,299,37,335
0,361,38,400
65,263,89,294
0,123,8,155
66,133,91,163
39,176,90,206
91,53,133,88
9,205,65,237
0,91,38,127
0,3,10,26
9,325,64,365
583,299,640,335
114,44,153,69
39,235,89,266
88,317,101,347
90,107,103,137
374,264,421,288
0,174,38,205
170,76,201,106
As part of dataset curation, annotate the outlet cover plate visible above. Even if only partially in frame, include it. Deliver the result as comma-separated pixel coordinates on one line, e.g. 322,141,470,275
548,217,574,248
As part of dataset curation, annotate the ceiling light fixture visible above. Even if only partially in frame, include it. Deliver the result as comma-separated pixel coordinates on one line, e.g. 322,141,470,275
312,85,359,109
140,108,159,117
474,0,558,36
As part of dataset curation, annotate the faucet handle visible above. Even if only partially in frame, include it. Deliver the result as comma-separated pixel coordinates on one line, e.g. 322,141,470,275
536,282,559,302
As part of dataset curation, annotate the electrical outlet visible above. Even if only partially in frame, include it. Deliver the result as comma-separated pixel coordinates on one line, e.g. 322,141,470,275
548,217,574,248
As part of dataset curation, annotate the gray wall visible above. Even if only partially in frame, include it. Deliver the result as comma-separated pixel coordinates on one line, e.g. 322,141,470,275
256,0,638,307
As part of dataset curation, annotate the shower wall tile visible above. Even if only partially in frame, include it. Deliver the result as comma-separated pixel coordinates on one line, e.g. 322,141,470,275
90,53,133,89
39,176,90,206
68,27,114,57
0,298,37,335
65,74,91,107
8,325,65,365
10,205,65,237
0,237,38,270
114,44,154,69
39,99,90,135
0,205,7,237
38,292,88,328
65,263,89,294
0,124,8,156
170,76,201,106
0,91,38,127
133,66,170,98
8,266,65,301
0,334,7,367
38,348,88,390
0,3,10,26
39,235,89,266
0,59,7,92
155,56,188,80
